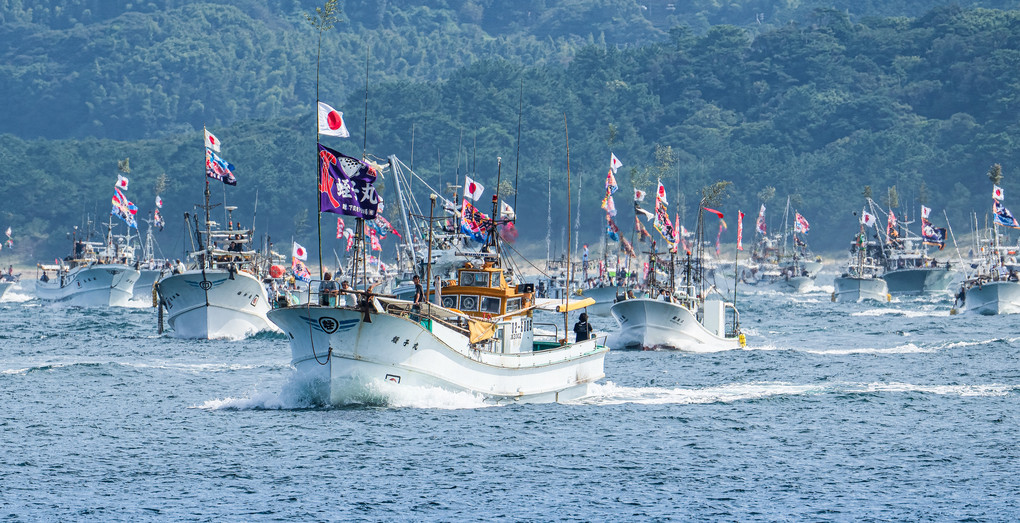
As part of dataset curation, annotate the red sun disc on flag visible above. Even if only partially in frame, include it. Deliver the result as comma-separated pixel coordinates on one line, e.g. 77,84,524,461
469,182,478,194
327,111,344,130
208,136,216,145
296,247,306,257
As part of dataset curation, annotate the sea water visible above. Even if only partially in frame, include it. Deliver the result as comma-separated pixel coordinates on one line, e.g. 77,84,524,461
2,279,1019,521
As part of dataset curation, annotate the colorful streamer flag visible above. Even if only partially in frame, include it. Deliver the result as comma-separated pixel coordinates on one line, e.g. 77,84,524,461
460,199,490,243
994,185,1004,201
155,195,163,208
317,143,378,218
635,215,652,242
605,170,619,195
464,176,485,201
292,242,308,261
204,129,221,152
292,257,311,283
368,228,382,251
154,209,165,231
887,211,897,235
317,101,350,138
921,205,931,220
376,214,401,239
756,204,767,235
634,188,646,202
737,210,745,251
205,149,237,186
343,228,354,251
653,199,675,247
4,226,12,249
715,219,728,256
111,187,138,228
861,209,876,227
994,200,1020,228
794,212,810,233
621,237,637,258
607,216,620,242
703,207,724,219
610,153,623,173
601,194,617,217
921,220,947,249
337,217,344,239
116,175,129,191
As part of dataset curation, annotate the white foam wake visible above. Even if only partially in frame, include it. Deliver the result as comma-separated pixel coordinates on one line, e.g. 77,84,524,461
851,308,945,318
577,380,821,405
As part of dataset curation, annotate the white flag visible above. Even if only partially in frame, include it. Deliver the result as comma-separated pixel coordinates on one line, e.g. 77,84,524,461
204,129,221,152
464,175,485,201
994,185,1004,201
656,180,667,205
610,153,623,173
921,205,931,220
317,101,350,138
634,188,646,202
293,242,308,261
861,209,876,227
155,195,163,208
116,175,129,191
500,201,515,219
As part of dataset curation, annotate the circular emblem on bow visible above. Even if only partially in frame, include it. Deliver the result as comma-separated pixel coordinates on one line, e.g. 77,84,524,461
318,317,339,334
199,280,213,290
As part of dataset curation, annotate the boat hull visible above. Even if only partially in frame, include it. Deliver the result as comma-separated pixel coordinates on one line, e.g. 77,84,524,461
608,298,741,352
963,281,1020,315
267,305,608,404
833,276,889,303
157,269,273,339
0,281,13,300
883,267,954,294
784,276,813,293
35,265,139,307
132,269,168,301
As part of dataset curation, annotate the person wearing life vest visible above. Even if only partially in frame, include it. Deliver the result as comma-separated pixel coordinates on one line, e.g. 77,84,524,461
573,313,593,342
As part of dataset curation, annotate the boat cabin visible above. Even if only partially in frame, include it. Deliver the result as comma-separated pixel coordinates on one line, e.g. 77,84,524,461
434,261,533,319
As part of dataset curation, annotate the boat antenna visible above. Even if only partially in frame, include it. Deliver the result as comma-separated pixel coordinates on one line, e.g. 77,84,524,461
513,77,523,211
563,113,572,343
363,46,369,160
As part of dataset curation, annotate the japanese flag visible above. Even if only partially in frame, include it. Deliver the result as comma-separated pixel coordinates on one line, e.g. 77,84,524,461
921,205,931,220
317,101,350,138
337,217,345,239
994,185,1004,201
656,180,667,205
861,209,876,227
610,153,623,173
292,242,308,261
634,189,646,202
464,175,485,201
204,129,220,152
116,175,129,191
155,195,163,208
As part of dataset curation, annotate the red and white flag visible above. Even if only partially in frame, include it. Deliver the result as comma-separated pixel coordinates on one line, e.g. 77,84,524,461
204,129,221,152
155,195,163,208
610,153,623,173
655,180,667,205
994,185,1004,201
861,209,876,227
292,242,308,261
317,101,350,138
737,210,744,251
921,205,931,220
634,188,646,202
368,228,382,251
756,204,767,235
343,228,354,251
887,210,897,234
464,175,485,201
794,212,810,233
116,175,129,191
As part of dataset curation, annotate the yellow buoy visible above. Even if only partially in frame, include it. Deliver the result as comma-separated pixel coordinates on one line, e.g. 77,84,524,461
738,333,746,348
949,308,958,315
886,293,892,302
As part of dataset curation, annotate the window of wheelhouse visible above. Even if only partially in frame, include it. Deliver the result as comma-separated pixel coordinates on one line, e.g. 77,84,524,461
506,297,522,313
460,271,490,287
480,297,502,314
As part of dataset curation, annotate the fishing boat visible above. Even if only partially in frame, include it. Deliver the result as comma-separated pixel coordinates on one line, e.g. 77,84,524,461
131,214,171,301
270,136,606,403
742,198,820,292
609,185,744,351
954,183,1020,314
155,130,274,339
36,222,140,306
833,210,890,303
0,274,17,300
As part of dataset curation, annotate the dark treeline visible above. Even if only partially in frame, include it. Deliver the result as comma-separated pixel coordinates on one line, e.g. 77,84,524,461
4,3,1020,261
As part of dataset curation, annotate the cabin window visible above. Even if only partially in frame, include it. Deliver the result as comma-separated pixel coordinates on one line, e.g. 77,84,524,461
490,272,503,287
440,295,458,309
481,296,501,314
459,295,479,311
506,297,522,312
460,271,489,287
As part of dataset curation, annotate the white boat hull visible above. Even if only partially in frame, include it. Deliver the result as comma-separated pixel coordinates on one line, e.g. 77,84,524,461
267,305,608,404
35,264,140,307
0,281,13,300
964,281,1020,315
132,269,168,301
784,276,813,293
157,269,273,339
884,267,955,294
608,298,741,352
833,276,889,303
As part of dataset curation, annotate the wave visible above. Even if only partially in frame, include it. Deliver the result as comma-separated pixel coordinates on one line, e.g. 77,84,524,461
850,308,946,318
0,290,33,303
801,343,934,355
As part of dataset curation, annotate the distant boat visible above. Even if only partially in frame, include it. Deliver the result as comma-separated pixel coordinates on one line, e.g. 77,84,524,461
833,207,889,303
0,274,18,300
35,222,140,307
877,199,955,294
742,197,821,293
954,189,1020,315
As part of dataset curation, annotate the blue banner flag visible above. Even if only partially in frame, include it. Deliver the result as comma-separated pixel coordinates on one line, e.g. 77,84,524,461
994,200,1020,229
205,149,237,186
317,144,378,219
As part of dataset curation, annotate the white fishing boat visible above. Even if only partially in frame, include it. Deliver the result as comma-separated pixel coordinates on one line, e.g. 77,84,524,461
742,197,820,292
576,284,623,315
0,279,16,300
36,221,140,306
131,217,171,301
609,294,742,352
876,200,955,294
833,217,890,303
155,132,275,339
954,183,1020,315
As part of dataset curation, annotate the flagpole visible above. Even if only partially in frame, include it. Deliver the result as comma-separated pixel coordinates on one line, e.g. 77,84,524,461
563,113,571,343
732,211,741,334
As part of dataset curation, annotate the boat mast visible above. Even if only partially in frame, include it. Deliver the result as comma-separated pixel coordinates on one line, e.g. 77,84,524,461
563,114,572,341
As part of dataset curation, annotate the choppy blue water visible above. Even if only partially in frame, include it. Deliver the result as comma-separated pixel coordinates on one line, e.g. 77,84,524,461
2,276,1019,521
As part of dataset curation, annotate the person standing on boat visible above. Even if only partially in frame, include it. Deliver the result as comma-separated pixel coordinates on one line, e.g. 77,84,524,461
319,272,339,306
412,275,425,309
573,313,593,342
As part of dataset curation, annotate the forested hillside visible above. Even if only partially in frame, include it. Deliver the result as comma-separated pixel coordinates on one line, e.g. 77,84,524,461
3,2,1020,262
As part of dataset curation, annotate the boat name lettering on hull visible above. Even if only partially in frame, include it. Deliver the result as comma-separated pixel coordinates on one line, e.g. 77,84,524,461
318,317,340,334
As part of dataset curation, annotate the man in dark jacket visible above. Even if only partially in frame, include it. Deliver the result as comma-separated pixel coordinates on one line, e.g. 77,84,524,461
573,312,593,342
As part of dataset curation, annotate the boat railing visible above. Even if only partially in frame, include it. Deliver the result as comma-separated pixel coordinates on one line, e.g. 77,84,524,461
532,322,561,343
725,303,741,338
